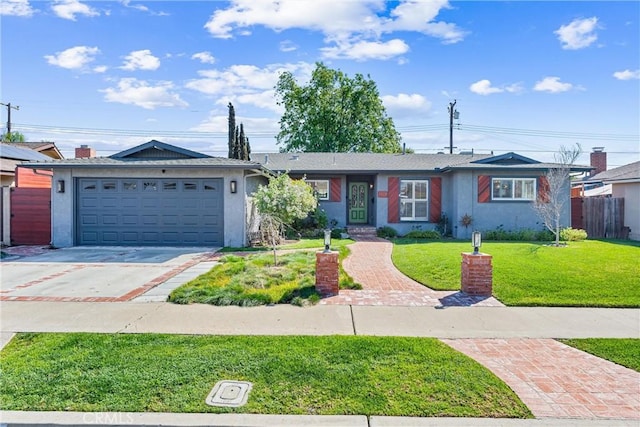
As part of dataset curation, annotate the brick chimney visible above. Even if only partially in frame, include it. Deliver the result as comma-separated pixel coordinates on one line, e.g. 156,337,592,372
590,147,606,176
75,145,96,158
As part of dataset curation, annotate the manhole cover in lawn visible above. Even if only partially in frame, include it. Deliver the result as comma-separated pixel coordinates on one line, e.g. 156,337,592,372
205,380,252,407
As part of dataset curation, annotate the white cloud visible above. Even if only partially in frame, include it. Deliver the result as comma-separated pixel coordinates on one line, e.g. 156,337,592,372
533,76,574,93
51,0,98,21
93,65,108,73
44,46,100,69
554,17,599,50
185,62,314,112
120,49,161,71
204,0,466,60
279,40,298,52
469,79,503,95
191,51,216,64
382,93,430,110
613,69,640,80
505,83,524,94
121,0,169,16
101,78,188,109
0,0,34,17
321,38,409,61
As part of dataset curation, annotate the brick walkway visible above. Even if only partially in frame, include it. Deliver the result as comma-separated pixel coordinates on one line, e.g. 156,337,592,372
442,338,640,419
319,238,503,307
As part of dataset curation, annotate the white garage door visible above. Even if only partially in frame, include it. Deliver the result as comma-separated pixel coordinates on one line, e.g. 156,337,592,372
77,178,223,246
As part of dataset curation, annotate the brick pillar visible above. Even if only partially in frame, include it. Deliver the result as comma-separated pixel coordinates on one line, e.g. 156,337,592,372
461,252,493,296
316,251,339,297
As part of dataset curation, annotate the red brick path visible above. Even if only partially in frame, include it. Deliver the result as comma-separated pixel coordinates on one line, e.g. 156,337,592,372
442,338,640,419
319,238,503,307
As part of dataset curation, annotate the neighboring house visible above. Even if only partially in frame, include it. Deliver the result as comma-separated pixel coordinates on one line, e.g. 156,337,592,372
23,140,268,248
586,161,640,241
1,143,56,245
257,152,590,239
23,140,589,247
4,141,64,161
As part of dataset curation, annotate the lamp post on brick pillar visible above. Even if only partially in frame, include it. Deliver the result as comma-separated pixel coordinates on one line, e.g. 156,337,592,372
461,231,493,296
316,229,339,297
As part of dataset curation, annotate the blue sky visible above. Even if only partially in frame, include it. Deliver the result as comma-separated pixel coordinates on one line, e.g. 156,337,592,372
1,0,638,167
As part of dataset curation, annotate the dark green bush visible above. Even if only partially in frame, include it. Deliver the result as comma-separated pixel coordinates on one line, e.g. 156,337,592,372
377,226,398,239
403,230,442,239
482,226,554,241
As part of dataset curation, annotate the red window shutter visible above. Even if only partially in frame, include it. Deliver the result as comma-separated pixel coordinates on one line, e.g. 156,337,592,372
388,177,400,223
478,175,491,203
329,178,341,202
538,176,550,203
429,177,442,223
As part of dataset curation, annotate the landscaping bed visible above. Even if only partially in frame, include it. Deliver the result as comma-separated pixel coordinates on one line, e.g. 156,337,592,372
170,240,359,306
0,333,532,418
391,240,640,307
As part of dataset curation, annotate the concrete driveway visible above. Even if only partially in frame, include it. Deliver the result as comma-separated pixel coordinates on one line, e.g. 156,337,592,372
0,246,220,302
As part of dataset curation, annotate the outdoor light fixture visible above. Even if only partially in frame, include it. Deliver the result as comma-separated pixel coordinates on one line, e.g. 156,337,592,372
472,231,482,255
230,180,237,194
56,180,65,193
323,229,332,253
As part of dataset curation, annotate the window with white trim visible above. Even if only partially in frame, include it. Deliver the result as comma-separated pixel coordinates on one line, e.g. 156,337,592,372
307,180,329,200
492,178,536,201
400,179,428,220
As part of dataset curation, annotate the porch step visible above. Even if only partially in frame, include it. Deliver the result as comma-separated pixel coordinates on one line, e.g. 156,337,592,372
347,226,377,238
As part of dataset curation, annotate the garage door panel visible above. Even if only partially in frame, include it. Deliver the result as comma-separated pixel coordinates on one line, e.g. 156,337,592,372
77,178,223,246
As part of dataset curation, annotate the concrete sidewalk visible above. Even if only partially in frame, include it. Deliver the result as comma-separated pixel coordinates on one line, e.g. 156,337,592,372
1,302,639,426
1,301,638,338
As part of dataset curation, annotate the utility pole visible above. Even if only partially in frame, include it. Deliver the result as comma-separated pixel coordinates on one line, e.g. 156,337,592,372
448,100,458,154
0,102,20,134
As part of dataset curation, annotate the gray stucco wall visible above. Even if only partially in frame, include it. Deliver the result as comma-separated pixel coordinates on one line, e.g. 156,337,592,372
449,170,571,239
50,167,250,248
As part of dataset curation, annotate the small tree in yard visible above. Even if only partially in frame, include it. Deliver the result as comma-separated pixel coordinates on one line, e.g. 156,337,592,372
254,173,317,264
534,143,582,246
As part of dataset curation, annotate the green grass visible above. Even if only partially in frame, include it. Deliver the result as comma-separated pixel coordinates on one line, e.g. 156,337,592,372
169,247,360,306
0,333,531,418
391,239,640,307
560,339,640,372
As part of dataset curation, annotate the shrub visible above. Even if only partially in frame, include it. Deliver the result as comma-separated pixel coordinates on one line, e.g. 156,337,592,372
560,227,588,241
403,230,442,239
482,226,554,242
377,226,398,239
331,228,346,239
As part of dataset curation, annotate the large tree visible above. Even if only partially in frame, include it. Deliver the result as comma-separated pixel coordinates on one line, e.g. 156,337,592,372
533,143,582,246
1,131,25,142
227,103,251,161
275,62,402,153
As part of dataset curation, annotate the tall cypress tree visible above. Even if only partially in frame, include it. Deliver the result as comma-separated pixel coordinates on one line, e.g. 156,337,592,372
239,123,248,161
227,102,235,158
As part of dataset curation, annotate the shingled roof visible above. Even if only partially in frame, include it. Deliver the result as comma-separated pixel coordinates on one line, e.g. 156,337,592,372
590,161,640,183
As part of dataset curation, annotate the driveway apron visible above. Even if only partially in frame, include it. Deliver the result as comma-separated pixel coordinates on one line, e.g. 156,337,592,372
0,247,218,302
442,338,640,420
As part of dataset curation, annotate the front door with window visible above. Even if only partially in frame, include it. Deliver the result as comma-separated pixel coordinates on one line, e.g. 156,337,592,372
348,182,368,224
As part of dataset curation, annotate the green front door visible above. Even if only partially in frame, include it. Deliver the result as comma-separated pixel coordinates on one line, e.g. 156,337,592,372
348,182,368,224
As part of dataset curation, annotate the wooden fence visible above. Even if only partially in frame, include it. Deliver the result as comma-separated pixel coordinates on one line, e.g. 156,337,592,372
573,197,626,239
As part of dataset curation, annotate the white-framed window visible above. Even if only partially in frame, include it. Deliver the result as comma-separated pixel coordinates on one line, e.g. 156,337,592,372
492,178,536,201
307,179,329,200
400,179,428,221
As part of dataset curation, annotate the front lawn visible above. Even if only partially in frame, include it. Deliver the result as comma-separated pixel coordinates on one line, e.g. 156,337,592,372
560,339,640,372
391,240,640,307
170,245,359,306
0,333,531,418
